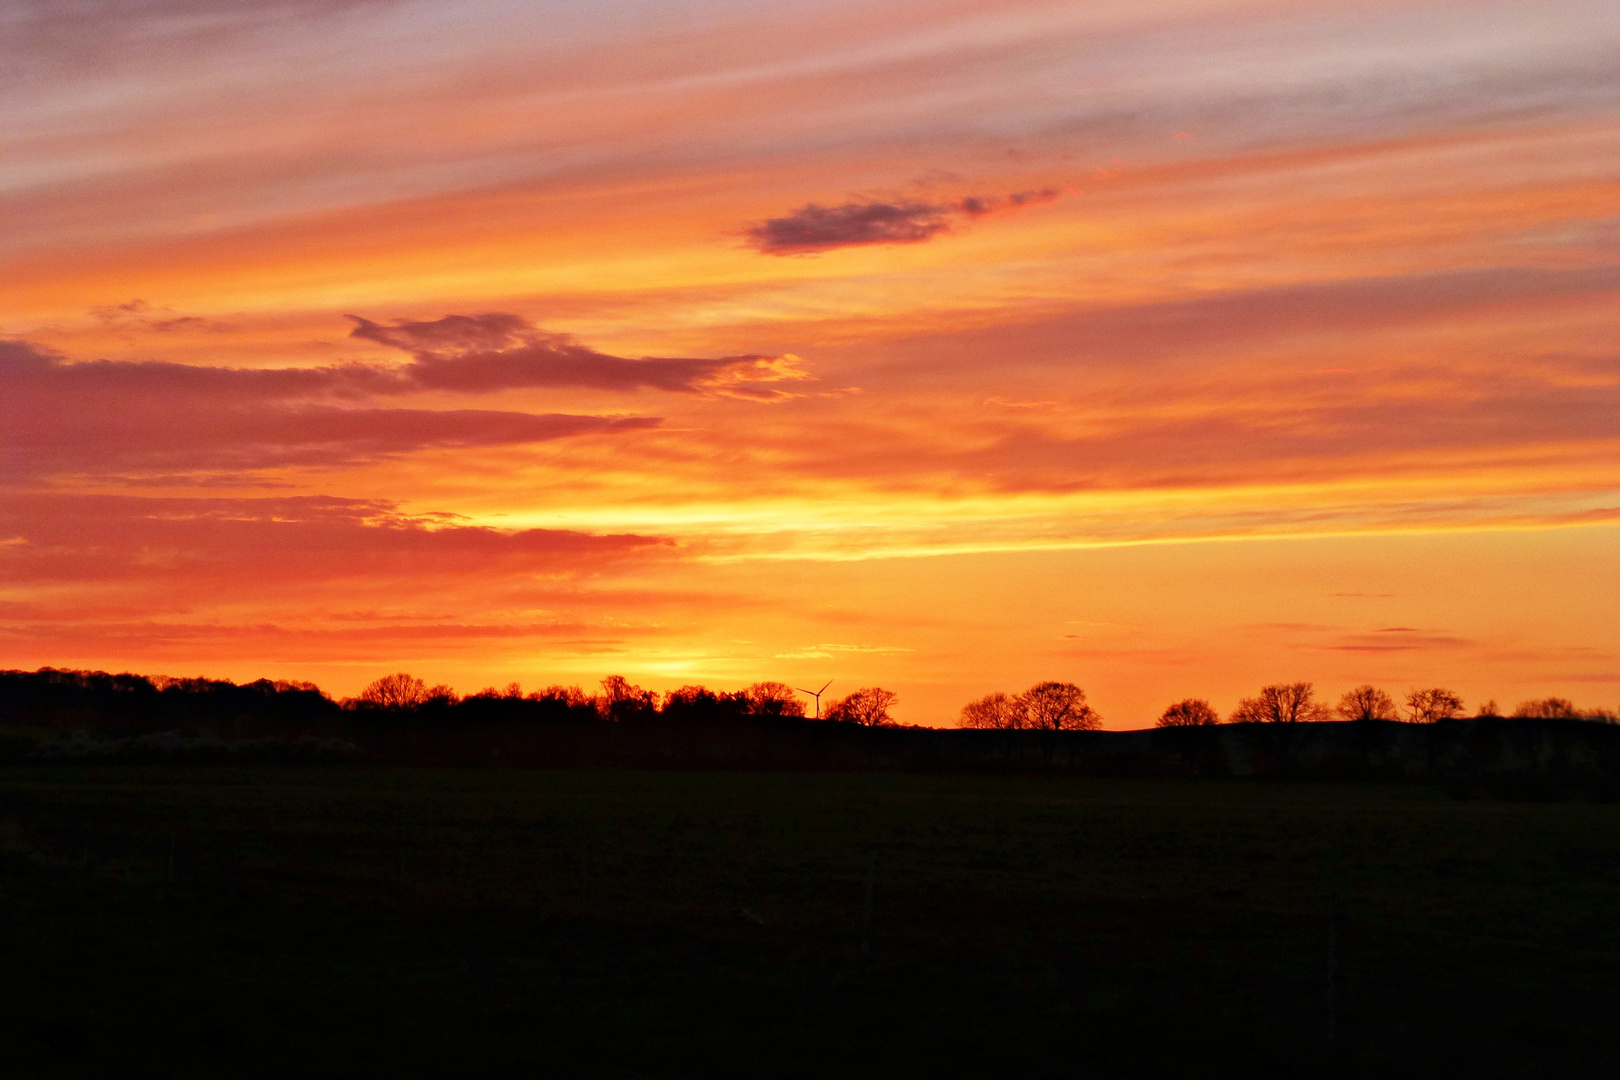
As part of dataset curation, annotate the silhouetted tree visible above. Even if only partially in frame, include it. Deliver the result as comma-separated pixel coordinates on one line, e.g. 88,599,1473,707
1336,685,1397,722
468,682,522,701
826,687,897,726
1511,697,1581,719
1230,682,1329,724
529,684,588,707
597,675,657,722
959,691,1026,729
1405,687,1464,723
742,681,806,717
359,672,431,709
522,684,597,723
1157,698,1219,727
1020,681,1099,730
1476,699,1500,717
659,684,750,723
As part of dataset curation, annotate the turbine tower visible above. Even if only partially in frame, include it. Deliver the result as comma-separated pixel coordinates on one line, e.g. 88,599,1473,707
794,680,832,720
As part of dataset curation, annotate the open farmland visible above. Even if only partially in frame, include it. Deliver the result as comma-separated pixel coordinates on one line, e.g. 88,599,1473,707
1,767,1616,1077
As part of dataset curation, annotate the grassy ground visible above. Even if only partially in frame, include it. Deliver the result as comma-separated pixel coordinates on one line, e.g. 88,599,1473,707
0,766,1616,1077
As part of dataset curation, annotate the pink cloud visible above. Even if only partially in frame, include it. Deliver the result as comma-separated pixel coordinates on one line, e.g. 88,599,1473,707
0,493,671,587
347,313,809,397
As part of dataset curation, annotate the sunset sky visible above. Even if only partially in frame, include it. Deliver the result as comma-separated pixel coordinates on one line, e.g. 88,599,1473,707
3,0,1618,724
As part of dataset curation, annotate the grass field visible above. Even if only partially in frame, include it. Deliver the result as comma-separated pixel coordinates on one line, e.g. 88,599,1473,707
1,767,1616,1076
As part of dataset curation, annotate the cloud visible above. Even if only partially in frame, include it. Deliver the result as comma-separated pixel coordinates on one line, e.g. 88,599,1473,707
876,264,1620,374
347,313,811,398
0,491,682,666
0,493,670,587
1,308,813,478
90,299,238,335
746,201,953,255
745,188,1064,255
1321,628,1475,653
957,188,1063,217
0,339,661,480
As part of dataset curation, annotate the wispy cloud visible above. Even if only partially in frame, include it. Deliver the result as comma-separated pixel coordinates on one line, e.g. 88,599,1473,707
745,188,1064,255
1321,628,1475,653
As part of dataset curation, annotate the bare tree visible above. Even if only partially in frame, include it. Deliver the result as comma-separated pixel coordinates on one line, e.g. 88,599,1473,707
743,681,806,717
597,675,657,721
959,691,1027,729
826,687,898,726
1336,685,1397,722
1404,687,1464,723
1157,699,1219,727
1019,681,1099,731
1230,682,1330,724
359,672,430,709
1511,697,1580,719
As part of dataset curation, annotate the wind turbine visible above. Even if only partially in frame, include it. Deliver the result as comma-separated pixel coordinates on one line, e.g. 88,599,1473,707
794,680,832,719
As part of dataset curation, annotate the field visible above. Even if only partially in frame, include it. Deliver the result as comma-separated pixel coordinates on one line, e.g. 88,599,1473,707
1,767,1616,1077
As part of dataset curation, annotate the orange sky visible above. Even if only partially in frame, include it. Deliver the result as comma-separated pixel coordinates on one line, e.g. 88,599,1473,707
3,0,1618,724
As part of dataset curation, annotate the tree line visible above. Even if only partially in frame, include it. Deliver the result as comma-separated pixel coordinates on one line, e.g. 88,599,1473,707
4,667,1614,734
957,679,1617,729
356,672,902,726
1152,682,1616,727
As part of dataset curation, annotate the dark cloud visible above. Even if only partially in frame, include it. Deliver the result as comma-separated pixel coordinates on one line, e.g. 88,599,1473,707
957,188,1063,217
745,188,1064,255
0,309,810,479
346,313,808,397
0,338,660,480
746,201,953,255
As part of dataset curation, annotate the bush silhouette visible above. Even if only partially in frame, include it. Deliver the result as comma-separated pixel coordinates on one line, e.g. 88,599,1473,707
1157,699,1219,727
1511,697,1581,720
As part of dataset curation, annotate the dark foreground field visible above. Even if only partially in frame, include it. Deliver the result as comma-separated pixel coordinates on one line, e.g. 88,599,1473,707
1,768,1616,1077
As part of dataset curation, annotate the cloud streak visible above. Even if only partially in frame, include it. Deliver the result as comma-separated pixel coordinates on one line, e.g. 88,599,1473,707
0,339,662,479
347,313,812,398
0,493,670,587
745,188,1063,255
0,312,813,479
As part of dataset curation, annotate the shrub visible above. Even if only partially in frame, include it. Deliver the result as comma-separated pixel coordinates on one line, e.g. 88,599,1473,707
1157,699,1219,727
